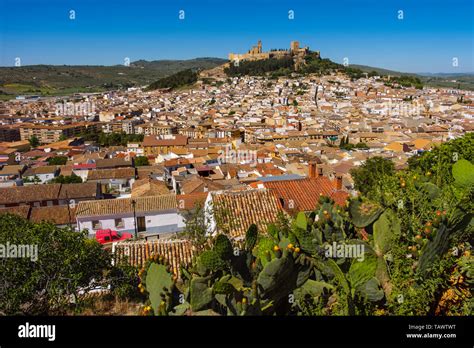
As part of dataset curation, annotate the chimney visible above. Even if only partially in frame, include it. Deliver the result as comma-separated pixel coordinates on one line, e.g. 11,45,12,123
335,175,343,190
308,161,317,179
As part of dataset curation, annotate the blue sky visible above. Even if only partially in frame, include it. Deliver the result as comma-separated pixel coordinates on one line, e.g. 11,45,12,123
0,0,473,72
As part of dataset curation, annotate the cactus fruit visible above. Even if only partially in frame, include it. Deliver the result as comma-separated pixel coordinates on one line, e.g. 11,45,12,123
349,199,383,228
145,262,174,314
214,234,233,260
245,224,258,251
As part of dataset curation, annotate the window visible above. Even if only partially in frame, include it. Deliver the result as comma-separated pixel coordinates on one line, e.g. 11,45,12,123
92,220,101,230
104,236,110,241
115,218,124,228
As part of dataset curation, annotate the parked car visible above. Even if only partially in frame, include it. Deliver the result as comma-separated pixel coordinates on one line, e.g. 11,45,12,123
95,229,133,244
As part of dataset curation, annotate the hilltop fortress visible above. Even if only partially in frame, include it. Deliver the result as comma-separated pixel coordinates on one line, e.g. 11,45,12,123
228,40,318,69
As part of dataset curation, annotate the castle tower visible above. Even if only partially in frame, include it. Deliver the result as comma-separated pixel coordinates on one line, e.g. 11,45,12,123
257,40,262,54
290,41,299,53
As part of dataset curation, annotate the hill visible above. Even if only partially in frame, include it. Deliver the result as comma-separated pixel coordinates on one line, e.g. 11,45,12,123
0,58,227,99
351,64,474,91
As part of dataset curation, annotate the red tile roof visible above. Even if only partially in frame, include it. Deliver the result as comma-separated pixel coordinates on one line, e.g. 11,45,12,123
264,177,349,212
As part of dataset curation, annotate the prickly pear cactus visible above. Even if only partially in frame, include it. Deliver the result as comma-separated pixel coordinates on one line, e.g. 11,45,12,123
257,254,297,303
452,159,474,188
373,209,400,255
295,212,307,231
245,224,258,251
213,281,236,295
144,261,174,314
417,224,450,276
214,234,233,260
349,199,383,228
254,237,276,267
190,276,213,311
197,250,226,275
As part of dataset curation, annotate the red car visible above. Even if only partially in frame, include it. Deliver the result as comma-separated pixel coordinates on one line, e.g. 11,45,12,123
95,229,133,244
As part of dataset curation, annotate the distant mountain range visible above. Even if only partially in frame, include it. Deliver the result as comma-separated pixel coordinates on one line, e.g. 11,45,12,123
0,57,473,100
351,64,474,90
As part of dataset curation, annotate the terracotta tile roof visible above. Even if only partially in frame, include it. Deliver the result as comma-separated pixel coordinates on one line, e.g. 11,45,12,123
131,179,170,198
23,165,58,176
76,194,177,217
211,189,282,239
142,135,188,147
0,206,31,219
0,205,76,225
0,183,101,205
95,158,132,169
0,184,61,205
180,176,225,194
176,192,209,210
113,239,196,277
58,182,100,200
30,205,76,225
87,167,136,180
264,177,349,212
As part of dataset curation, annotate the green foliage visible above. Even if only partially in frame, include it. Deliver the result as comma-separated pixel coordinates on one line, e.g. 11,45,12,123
80,130,144,147
214,234,233,261
373,209,400,255
0,214,111,315
108,261,142,301
245,224,258,252
47,156,68,165
224,57,294,77
49,174,82,184
408,133,474,187
134,156,149,167
197,250,226,275
350,157,395,196
349,199,384,228
146,69,198,91
28,135,40,148
386,75,423,89
178,202,209,252
144,261,174,314
452,159,474,188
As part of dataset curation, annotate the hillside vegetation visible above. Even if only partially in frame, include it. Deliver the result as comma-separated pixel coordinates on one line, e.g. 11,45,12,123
0,58,226,99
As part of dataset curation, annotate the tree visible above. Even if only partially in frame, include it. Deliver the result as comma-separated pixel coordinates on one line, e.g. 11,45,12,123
29,135,40,148
49,174,82,184
178,203,209,252
134,156,149,167
47,156,68,165
350,157,395,195
0,214,111,315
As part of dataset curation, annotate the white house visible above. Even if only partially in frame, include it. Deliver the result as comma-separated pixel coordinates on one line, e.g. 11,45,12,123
23,165,59,184
75,194,185,238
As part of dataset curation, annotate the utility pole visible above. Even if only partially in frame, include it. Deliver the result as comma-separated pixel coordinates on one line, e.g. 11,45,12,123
132,199,138,239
